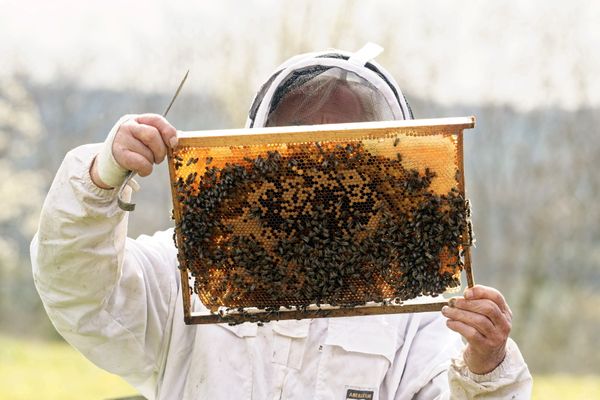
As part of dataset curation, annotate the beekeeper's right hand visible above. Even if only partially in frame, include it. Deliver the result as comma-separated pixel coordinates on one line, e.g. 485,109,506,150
90,114,178,189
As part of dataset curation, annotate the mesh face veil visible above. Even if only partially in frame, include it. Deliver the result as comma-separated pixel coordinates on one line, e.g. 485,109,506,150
246,43,413,129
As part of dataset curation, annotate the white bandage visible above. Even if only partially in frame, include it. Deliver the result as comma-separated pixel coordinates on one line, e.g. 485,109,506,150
96,115,136,188
348,42,384,67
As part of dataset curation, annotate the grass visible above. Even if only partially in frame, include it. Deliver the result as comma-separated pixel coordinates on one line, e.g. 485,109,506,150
533,375,600,399
1,334,599,399
0,334,139,400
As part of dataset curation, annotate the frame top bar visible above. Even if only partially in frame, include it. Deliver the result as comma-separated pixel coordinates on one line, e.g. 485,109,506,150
177,116,476,140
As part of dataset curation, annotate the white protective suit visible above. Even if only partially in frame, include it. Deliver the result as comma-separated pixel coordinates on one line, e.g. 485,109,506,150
31,44,533,400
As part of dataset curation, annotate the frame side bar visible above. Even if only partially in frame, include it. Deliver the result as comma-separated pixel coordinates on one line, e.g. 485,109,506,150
457,127,475,289
166,146,193,320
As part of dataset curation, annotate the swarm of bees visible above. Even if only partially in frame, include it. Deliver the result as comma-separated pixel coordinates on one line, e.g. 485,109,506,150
171,139,472,322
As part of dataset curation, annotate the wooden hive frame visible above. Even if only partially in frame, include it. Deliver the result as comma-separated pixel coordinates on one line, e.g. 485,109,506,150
168,116,476,325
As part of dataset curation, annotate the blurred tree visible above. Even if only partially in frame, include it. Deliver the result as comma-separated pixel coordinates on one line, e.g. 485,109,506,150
0,76,49,335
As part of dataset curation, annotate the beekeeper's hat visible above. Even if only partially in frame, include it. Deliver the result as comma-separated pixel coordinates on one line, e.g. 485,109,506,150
246,43,413,128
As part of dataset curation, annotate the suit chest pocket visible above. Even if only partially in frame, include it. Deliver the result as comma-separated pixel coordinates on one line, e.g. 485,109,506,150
315,317,399,400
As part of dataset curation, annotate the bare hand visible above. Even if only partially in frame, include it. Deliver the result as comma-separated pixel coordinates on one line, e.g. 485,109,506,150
442,284,513,374
91,114,178,188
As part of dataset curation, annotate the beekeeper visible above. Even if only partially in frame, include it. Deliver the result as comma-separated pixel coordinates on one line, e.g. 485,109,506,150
31,44,532,399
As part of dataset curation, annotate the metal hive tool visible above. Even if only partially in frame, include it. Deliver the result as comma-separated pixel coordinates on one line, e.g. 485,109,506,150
168,116,476,325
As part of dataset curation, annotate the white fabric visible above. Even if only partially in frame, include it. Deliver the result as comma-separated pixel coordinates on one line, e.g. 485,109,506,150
96,114,133,187
31,141,533,400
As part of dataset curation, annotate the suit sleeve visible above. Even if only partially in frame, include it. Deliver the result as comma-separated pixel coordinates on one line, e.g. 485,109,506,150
31,143,180,399
390,312,532,399
447,337,533,399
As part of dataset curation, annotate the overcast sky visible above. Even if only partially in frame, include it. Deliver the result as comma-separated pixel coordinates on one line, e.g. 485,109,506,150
1,0,599,113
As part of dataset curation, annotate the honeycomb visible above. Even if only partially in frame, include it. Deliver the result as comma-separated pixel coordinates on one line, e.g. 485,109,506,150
170,120,473,319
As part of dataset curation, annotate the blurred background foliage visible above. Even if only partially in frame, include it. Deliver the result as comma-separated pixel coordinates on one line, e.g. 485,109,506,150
1,0,599,397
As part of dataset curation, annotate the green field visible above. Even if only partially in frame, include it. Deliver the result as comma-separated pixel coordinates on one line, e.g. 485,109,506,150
0,334,598,399
0,335,138,400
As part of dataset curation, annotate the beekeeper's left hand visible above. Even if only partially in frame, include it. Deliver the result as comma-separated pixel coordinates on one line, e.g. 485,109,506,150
442,284,513,374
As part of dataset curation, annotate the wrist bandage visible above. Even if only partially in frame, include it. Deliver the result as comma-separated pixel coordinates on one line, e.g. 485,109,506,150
96,115,136,188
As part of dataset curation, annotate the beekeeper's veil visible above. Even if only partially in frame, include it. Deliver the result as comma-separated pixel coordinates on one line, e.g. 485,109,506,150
246,43,413,129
